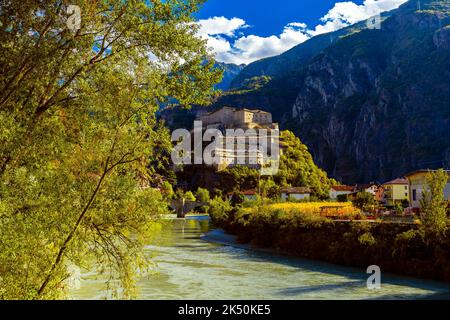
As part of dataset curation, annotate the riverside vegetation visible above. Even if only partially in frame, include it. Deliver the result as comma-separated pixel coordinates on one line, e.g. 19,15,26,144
209,170,450,282
2,0,449,301
198,0,450,183
0,0,222,300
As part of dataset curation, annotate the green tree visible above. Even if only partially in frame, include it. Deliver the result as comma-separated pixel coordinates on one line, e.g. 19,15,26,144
337,194,348,202
394,202,404,215
195,187,210,203
420,169,449,235
275,131,333,199
184,191,197,202
353,192,375,210
220,166,259,193
209,196,233,224
195,187,210,213
0,0,221,299
161,181,175,200
258,178,280,199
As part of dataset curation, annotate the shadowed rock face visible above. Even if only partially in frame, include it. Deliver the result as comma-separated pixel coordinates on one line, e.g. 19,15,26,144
290,1,450,183
208,0,450,183
214,62,245,91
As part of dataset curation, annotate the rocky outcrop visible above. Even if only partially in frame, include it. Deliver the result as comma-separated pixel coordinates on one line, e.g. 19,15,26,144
434,26,450,49
195,1,450,183
290,1,450,183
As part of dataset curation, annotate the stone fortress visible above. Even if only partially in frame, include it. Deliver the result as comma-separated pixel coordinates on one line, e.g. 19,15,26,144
199,106,278,130
196,107,280,172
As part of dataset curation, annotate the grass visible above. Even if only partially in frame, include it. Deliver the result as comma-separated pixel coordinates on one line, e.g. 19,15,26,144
239,202,360,220
269,202,358,216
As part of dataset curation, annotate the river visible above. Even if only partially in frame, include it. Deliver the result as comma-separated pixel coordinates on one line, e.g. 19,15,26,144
71,215,450,300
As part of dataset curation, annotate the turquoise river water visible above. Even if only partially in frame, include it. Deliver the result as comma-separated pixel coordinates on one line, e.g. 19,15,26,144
71,216,450,300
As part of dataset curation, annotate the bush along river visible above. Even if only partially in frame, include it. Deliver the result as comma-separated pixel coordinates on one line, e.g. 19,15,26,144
71,215,450,300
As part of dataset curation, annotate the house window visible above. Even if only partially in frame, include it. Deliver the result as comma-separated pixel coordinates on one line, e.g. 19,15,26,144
412,189,417,201
405,186,408,190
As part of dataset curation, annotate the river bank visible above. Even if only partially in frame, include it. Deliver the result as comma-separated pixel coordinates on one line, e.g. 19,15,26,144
210,205,450,284
71,216,450,300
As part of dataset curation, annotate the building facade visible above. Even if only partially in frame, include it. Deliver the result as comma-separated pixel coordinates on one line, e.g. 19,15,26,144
382,178,409,206
354,184,384,202
406,170,450,208
198,107,280,172
329,185,355,200
200,107,274,129
281,187,311,201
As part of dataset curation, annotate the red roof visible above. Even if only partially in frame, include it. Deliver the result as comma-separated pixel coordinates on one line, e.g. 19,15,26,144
383,178,408,185
242,189,257,196
280,187,311,194
405,169,450,178
331,185,355,192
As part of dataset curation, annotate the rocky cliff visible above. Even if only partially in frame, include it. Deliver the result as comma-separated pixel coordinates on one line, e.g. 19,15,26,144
208,0,450,183
290,0,450,183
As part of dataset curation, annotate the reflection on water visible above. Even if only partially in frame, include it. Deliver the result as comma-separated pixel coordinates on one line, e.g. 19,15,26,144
71,216,450,300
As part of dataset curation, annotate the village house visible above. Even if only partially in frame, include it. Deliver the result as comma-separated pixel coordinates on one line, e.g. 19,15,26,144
405,170,450,208
241,189,258,201
280,187,311,201
382,178,409,206
329,185,355,201
349,183,384,202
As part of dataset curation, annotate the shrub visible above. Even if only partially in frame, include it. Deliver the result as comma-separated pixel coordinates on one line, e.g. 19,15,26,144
195,187,210,203
353,191,375,209
358,232,376,246
209,197,233,225
161,181,175,200
420,169,449,235
265,202,359,219
195,188,210,213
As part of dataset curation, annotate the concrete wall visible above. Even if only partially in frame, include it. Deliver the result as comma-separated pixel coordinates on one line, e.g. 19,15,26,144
383,184,409,205
201,107,235,126
203,108,273,126
408,173,450,208
329,190,352,200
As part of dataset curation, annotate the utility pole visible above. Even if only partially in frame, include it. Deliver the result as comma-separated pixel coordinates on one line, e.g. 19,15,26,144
258,166,261,197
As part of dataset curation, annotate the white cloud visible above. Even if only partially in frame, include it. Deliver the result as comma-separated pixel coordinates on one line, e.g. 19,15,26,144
231,23,310,64
309,0,407,36
197,16,248,37
199,0,408,65
205,36,232,54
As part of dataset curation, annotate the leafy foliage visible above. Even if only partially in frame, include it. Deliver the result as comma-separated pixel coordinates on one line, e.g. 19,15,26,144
258,178,279,199
208,196,233,225
195,187,210,203
352,192,375,209
0,0,221,299
420,169,449,235
275,131,336,198
239,202,359,220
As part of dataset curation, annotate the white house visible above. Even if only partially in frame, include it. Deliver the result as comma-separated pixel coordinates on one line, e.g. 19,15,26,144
241,189,258,201
329,185,355,200
281,187,311,201
405,170,450,208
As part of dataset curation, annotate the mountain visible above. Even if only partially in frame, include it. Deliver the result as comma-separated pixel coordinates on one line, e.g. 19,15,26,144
207,0,450,184
214,62,245,91
229,23,364,89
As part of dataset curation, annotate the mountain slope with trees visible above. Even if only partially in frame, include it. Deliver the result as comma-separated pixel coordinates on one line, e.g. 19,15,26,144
0,0,221,299
208,0,450,183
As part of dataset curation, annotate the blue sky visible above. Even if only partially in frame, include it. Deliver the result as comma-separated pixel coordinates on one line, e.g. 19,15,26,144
194,0,408,64
197,0,365,37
